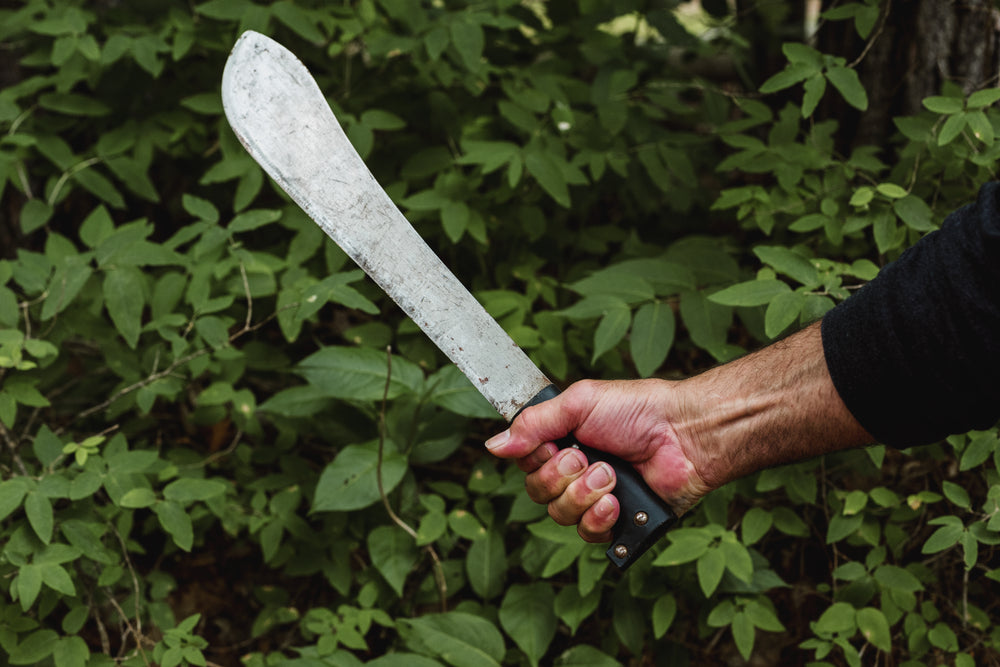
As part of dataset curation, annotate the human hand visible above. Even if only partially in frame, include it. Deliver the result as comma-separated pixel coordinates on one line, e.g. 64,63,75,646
485,379,713,543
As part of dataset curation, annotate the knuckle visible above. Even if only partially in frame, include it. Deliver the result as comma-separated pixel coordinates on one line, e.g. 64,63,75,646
547,502,576,526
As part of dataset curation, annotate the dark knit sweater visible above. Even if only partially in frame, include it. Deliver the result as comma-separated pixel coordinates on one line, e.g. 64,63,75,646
822,182,1000,447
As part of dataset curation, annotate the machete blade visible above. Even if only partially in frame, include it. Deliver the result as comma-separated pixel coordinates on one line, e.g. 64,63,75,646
221,31,676,570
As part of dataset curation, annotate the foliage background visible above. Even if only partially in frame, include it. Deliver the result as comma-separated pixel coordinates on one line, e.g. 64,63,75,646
2,1,999,666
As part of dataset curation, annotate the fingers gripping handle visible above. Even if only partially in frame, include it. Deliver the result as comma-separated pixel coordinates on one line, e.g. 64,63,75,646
515,385,678,571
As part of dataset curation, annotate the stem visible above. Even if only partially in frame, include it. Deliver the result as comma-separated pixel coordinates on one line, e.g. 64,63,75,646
375,346,448,611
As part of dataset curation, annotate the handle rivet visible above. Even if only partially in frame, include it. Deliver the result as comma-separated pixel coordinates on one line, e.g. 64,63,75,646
613,544,629,559
634,511,649,526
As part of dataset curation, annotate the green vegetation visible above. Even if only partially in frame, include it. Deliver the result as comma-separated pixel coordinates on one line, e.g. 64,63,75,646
1,1,998,665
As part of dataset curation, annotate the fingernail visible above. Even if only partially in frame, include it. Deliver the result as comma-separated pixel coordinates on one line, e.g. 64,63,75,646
595,495,615,518
485,430,510,450
557,451,585,476
586,463,613,491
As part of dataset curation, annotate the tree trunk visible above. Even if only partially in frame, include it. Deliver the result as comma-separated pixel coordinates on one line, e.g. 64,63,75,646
817,0,1000,150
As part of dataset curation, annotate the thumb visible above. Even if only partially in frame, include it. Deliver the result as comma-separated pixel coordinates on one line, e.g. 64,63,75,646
486,391,581,458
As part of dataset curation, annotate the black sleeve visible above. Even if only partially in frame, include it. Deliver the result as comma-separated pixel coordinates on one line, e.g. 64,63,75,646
821,181,1000,448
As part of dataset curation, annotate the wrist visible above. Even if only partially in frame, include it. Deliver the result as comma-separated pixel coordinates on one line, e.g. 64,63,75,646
672,323,872,490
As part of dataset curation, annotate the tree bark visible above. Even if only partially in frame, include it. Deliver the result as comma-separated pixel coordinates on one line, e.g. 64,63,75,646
817,0,1000,150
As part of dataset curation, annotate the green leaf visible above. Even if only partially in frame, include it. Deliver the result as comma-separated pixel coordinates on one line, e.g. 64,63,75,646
697,547,725,596
965,109,994,144
938,112,967,145
368,525,419,597
591,303,631,363
40,563,75,596
814,601,857,635
653,531,710,566
17,564,43,610
679,291,732,355
922,522,964,554
103,266,145,349
731,611,755,660
892,195,935,231
312,443,407,512
825,66,868,110
967,87,1000,108
440,200,469,242
20,200,53,234
652,593,677,638
827,513,863,543
960,432,997,470
449,16,485,70
180,92,223,114
428,365,498,419
361,109,406,131
842,489,868,515
4,378,50,408
229,209,281,232
0,479,28,521
39,92,110,116
709,279,791,307
855,607,891,651
783,42,824,66
923,95,964,114
553,645,621,667
271,1,325,42
163,478,227,503
741,507,773,544
759,62,817,93
466,530,506,600
873,564,923,593
753,246,819,285
568,272,656,303
499,583,557,667
154,500,193,551
629,301,675,377
801,74,826,117
25,491,53,543
927,622,958,651
747,599,785,632
764,291,806,338
524,149,570,208
720,539,754,582
297,346,424,401
366,655,443,667
53,636,89,667
399,612,505,667
182,194,219,223
942,480,971,508
8,629,59,664
554,585,600,636
119,488,157,508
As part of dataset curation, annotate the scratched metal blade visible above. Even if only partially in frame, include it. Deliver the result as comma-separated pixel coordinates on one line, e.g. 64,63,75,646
222,31,551,420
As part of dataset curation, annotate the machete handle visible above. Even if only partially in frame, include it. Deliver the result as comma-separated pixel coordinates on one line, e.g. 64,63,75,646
515,385,677,571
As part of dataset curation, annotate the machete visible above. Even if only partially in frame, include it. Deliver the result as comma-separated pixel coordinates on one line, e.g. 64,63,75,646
221,31,676,570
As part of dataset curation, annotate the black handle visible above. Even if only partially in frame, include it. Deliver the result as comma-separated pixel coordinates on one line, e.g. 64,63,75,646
514,385,677,571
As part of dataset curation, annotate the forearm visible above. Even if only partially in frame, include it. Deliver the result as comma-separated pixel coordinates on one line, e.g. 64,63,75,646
674,321,873,490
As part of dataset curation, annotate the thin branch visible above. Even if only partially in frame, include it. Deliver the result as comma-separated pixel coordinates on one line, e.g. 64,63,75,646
237,254,253,331
59,347,211,433
109,521,144,639
0,421,29,476
56,298,298,435
88,590,112,655
375,346,448,611
48,157,103,207
103,589,151,666
848,0,891,69
180,428,243,469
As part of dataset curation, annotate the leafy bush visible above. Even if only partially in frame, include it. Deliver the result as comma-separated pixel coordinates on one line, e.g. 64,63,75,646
1,1,998,666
